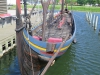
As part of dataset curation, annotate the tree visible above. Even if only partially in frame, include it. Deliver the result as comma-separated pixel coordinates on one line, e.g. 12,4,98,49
87,0,96,5
77,0,87,5
56,0,59,4
96,0,100,6
65,0,77,5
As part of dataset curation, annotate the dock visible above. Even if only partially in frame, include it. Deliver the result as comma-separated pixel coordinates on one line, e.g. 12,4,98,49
0,10,23,58
0,19,16,57
0,10,42,58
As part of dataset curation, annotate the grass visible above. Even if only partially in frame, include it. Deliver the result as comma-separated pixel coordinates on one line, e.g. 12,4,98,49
9,4,100,13
67,6,100,12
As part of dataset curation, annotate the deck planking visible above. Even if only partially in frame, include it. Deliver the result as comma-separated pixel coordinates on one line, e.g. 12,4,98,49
33,13,72,40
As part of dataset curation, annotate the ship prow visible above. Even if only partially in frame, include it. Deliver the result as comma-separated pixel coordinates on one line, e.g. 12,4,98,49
16,0,76,75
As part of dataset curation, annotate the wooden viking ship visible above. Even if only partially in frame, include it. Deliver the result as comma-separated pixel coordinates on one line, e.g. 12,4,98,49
16,0,76,75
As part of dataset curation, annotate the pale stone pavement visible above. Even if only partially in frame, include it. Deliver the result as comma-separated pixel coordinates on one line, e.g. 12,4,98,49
0,10,42,41
0,10,17,41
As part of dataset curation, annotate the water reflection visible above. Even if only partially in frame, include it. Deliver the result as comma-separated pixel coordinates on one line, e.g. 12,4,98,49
46,11,100,75
45,45,76,75
0,47,17,75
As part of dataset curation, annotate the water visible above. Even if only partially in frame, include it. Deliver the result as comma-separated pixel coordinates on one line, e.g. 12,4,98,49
46,12,100,75
0,47,21,75
0,11,100,75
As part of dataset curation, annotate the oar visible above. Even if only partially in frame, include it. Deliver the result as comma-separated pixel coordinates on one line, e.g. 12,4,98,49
40,34,69,75
41,0,51,41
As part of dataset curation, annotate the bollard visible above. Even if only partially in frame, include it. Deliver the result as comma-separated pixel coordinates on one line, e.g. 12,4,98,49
88,12,90,23
87,12,89,21
88,13,90,22
92,14,95,27
86,12,88,21
89,12,91,23
94,16,98,30
90,13,92,24
86,13,87,20
87,12,90,22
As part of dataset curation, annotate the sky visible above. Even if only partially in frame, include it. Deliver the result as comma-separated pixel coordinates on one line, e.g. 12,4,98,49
7,0,16,5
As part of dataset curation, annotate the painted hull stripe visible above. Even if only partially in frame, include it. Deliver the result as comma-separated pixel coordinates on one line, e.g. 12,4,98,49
23,32,71,52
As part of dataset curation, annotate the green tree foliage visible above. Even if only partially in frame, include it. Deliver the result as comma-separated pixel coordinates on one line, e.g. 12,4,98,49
96,0,100,5
77,0,87,5
77,0,100,6
53,0,100,6
87,0,96,5
54,0,77,5
97,0,100,3
56,0,59,4
65,0,77,4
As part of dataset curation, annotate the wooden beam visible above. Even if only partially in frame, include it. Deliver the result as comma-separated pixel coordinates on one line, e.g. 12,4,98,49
41,33,69,75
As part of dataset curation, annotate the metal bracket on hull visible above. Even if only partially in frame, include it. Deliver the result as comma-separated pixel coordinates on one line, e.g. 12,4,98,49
46,43,56,53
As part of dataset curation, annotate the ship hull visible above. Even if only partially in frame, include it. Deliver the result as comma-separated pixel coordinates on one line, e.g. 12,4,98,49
21,17,76,74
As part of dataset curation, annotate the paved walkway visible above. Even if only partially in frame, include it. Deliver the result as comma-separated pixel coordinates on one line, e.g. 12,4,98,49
0,10,42,41
0,10,29,41
0,10,16,41
7,10,33,16
0,23,16,41
0,9,43,57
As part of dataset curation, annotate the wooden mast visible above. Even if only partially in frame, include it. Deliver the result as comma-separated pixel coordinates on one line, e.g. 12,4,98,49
16,0,23,74
61,0,64,19
61,0,64,11
40,1,67,75
41,0,51,41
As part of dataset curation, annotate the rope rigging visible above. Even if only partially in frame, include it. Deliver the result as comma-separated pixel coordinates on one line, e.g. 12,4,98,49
23,0,38,33
23,0,40,75
16,0,75,75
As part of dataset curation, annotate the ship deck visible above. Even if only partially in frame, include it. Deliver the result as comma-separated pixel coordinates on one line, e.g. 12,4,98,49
32,13,73,40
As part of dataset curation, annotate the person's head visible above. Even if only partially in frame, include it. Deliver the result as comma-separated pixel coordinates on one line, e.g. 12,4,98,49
65,8,68,11
65,8,68,13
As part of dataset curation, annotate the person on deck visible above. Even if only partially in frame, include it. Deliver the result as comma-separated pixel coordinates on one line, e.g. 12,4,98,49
64,8,72,26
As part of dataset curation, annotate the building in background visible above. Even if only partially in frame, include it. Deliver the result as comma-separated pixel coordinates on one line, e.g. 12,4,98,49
0,0,7,14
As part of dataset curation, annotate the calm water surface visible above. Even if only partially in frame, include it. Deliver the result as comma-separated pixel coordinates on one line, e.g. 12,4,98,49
0,11,100,75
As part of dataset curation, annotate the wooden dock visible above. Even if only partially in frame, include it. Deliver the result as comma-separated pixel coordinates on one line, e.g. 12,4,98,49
0,21,16,58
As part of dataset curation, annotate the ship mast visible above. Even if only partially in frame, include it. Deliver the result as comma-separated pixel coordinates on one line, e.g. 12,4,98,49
41,0,50,41
23,0,27,17
61,0,64,19
16,0,23,74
